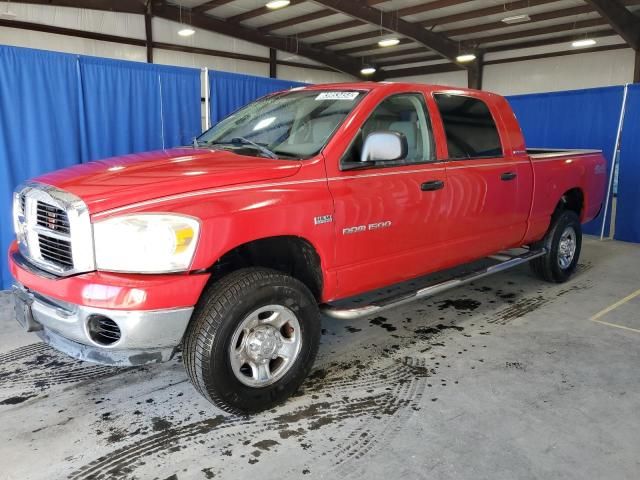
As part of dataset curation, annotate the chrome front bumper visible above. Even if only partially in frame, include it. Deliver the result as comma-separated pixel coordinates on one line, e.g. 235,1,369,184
12,284,194,366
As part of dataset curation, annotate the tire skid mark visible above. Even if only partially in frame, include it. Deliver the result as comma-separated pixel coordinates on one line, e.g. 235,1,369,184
0,346,122,392
323,361,427,475
69,416,247,480
488,279,593,325
72,395,389,480
0,343,49,364
488,295,552,325
71,355,431,480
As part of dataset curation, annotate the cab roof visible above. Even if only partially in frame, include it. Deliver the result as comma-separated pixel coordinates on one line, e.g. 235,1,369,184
296,81,486,96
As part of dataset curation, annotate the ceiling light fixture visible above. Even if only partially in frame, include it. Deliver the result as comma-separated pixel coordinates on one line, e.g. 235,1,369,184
266,0,290,9
571,38,596,48
456,53,476,63
360,66,377,75
378,38,400,48
177,4,195,37
178,27,195,36
501,14,530,24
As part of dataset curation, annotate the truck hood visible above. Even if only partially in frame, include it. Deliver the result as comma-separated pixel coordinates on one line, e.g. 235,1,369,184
34,148,301,214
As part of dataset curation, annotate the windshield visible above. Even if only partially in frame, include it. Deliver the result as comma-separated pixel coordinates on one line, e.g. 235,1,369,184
196,89,365,159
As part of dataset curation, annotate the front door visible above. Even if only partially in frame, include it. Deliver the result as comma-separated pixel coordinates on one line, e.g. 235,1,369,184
326,92,450,299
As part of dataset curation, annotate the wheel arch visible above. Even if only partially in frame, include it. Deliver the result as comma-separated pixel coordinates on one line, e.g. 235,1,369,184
208,235,325,301
554,187,584,221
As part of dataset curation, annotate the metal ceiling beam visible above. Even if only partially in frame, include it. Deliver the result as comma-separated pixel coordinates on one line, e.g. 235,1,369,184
144,0,153,63
381,43,628,79
373,27,616,71
314,0,561,48
227,0,306,23
445,5,595,37
467,54,483,89
153,3,362,77
484,28,615,53
0,17,336,72
298,0,469,39
259,10,329,32
311,0,470,64
7,0,145,13
193,0,236,14
337,38,415,56
328,3,603,56
584,0,640,49
258,0,386,33
374,27,615,65
470,18,607,45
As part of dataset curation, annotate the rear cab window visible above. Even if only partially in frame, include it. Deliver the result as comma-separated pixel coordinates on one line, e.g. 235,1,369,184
433,93,503,160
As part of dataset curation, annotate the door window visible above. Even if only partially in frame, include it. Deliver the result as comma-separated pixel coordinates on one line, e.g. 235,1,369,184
342,93,435,167
433,94,503,159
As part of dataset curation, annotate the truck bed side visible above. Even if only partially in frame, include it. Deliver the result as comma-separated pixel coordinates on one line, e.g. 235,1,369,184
523,149,607,244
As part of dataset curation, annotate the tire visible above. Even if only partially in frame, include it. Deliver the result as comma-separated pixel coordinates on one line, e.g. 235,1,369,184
530,210,582,283
183,267,320,413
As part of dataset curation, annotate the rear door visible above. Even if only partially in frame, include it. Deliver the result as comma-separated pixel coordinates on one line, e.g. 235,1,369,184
326,91,450,299
431,92,531,263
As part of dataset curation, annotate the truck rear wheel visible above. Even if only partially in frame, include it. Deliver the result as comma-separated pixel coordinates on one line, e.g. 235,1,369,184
530,210,582,283
183,268,320,413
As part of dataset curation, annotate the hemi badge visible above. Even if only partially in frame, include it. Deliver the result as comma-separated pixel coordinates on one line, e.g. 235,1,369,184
314,215,333,225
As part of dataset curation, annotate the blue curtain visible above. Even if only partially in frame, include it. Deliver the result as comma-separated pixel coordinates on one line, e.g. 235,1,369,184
507,86,625,236
614,84,640,243
209,70,307,124
0,46,84,290
0,45,202,289
79,57,164,159
158,65,202,147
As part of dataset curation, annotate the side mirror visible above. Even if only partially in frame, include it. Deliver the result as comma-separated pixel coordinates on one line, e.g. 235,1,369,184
360,131,408,163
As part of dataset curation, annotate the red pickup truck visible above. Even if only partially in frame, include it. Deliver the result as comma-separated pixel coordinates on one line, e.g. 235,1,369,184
10,82,606,412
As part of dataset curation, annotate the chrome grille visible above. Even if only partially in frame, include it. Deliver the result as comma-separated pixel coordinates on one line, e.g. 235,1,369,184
36,202,71,235
38,234,73,268
13,183,95,276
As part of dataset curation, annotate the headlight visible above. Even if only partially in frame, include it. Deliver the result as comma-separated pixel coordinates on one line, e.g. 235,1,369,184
94,214,200,273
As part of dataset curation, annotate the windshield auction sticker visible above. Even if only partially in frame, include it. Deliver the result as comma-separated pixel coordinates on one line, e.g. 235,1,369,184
315,92,360,101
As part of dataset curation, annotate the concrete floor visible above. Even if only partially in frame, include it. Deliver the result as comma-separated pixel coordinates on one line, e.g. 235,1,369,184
1,238,639,480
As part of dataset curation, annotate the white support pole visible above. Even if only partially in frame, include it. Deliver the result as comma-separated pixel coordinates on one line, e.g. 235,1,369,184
203,67,210,131
600,83,629,240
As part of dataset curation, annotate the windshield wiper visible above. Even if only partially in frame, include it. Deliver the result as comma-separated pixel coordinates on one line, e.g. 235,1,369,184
229,137,278,159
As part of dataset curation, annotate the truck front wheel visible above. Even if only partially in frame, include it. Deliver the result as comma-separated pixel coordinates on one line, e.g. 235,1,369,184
183,268,320,413
530,210,582,283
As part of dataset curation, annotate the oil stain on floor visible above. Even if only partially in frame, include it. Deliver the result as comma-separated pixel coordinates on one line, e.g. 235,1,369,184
0,264,596,479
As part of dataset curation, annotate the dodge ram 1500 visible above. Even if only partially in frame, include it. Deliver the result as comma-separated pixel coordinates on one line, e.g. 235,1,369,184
9,82,606,412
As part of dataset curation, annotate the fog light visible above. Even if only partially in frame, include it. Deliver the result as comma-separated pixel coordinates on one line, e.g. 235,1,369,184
87,315,121,346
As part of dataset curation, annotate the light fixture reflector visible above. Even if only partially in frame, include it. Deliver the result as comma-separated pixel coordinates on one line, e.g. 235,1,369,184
178,27,195,37
378,38,401,47
502,14,530,24
266,0,290,9
571,39,596,48
456,53,476,63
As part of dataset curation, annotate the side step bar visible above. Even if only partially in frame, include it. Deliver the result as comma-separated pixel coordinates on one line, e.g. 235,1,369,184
320,249,547,320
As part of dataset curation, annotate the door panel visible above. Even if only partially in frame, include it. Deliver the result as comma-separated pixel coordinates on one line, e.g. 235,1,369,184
326,91,450,299
431,92,532,260
443,157,531,262
329,165,448,298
